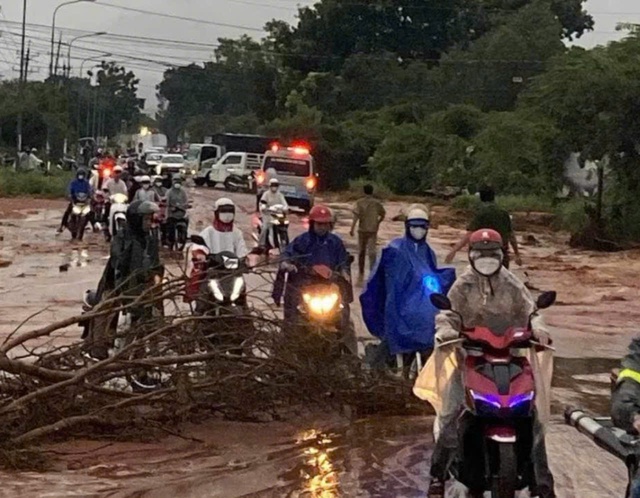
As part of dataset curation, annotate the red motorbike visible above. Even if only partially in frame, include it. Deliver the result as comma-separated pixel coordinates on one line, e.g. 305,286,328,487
430,291,556,498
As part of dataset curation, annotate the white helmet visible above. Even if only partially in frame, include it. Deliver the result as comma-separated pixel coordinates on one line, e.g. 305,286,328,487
140,175,151,183
406,204,429,224
269,178,280,187
214,197,235,211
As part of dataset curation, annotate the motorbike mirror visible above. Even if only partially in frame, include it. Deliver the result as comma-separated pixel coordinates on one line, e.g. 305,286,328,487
536,291,557,310
190,235,207,247
430,293,452,311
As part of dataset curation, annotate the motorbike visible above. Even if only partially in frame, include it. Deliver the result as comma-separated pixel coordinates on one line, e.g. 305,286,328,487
167,204,190,251
153,197,167,246
106,193,129,242
255,203,290,255
428,290,557,498
565,407,638,498
68,192,92,241
56,156,78,172
189,235,251,350
224,171,255,193
294,263,356,356
91,191,107,232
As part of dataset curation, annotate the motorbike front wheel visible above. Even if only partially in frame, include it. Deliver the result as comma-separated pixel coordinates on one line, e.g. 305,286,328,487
491,442,518,498
76,215,88,241
224,177,239,192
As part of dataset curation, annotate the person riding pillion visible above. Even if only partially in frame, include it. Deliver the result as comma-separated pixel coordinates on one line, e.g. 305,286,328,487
257,178,289,249
273,205,352,323
57,168,93,234
422,228,554,498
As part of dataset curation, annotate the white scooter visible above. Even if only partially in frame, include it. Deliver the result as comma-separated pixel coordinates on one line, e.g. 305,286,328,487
106,193,129,242
254,203,290,256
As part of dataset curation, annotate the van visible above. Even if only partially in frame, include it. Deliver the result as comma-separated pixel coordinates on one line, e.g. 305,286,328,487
185,144,222,173
256,146,317,212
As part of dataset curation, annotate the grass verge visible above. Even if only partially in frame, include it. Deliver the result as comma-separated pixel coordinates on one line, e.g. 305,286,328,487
0,169,72,198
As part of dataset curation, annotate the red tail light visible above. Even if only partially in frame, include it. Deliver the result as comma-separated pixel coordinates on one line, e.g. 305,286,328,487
256,171,266,185
305,176,316,190
102,168,111,179
270,142,280,152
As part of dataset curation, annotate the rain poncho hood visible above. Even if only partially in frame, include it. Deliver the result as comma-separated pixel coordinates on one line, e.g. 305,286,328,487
360,235,456,355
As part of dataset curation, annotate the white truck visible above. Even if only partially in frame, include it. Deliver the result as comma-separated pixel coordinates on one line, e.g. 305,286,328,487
194,152,263,192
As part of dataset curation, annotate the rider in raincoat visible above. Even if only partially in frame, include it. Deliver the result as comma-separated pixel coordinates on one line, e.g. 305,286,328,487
415,229,555,498
360,205,456,362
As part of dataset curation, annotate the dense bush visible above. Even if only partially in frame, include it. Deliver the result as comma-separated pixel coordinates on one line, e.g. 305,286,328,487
0,170,71,198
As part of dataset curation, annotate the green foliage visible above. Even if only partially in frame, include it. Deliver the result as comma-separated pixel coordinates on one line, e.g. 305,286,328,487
347,178,393,200
452,194,554,213
0,170,72,198
553,198,589,232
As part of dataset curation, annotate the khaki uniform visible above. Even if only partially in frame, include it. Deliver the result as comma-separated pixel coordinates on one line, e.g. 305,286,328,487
353,196,386,273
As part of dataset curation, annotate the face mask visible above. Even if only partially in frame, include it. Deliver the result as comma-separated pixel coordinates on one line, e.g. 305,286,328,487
173,183,182,189
142,183,150,190
78,175,85,181
154,182,162,188
270,186,278,193
218,213,234,224
473,257,502,276
409,226,428,240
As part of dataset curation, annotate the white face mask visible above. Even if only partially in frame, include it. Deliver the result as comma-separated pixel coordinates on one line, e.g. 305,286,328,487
142,183,150,190
173,183,182,189
154,182,162,188
473,257,502,276
409,226,428,240
270,187,278,193
218,213,234,224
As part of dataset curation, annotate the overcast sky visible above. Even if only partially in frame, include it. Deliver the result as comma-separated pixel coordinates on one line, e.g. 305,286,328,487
1,0,639,112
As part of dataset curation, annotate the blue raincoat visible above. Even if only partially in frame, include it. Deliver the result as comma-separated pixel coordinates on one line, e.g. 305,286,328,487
360,235,456,355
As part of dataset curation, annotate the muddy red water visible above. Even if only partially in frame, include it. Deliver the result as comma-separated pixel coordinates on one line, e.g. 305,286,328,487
0,191,631,497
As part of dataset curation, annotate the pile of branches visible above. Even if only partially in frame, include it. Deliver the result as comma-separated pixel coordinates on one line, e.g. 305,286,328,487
0,269,420,450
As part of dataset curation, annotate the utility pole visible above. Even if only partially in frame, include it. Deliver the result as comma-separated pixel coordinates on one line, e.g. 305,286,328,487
54,35,62,78
16,0,27,160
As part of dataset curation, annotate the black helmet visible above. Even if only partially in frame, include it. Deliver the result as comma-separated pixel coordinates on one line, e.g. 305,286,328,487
126,200,159,235
76,168,88,178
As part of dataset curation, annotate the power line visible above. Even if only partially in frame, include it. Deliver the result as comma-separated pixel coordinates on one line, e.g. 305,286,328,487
95,1,264,32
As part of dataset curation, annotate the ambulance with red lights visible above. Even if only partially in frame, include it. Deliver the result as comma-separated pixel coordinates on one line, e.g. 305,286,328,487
255,143,317,212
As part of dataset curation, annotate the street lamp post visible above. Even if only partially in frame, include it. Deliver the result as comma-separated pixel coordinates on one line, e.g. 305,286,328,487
66,31,107,77
49,0,97,78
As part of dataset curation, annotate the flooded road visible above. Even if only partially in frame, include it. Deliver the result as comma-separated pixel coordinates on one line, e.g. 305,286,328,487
0,190,633,497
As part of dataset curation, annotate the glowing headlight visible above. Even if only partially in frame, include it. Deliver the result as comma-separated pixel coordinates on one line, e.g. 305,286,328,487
302,292,339,316
230,277,245,302
81,205,91,215
208,280,224,301
72,206,83,215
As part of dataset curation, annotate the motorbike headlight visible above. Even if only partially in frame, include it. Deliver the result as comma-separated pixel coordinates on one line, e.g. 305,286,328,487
72,205,82,215
302,291,340,316
230,277,245,302
81,205,91,215
208,280,224,301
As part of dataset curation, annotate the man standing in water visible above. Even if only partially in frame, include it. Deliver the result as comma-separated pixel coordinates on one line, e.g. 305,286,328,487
350,184,386,280
445,185,522,268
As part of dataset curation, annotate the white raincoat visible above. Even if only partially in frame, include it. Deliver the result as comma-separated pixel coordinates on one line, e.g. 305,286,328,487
414,266,554,437
199,225,249,258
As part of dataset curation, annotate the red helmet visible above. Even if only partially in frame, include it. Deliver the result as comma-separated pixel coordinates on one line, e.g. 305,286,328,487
469,229,503,250
309,205,333,223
